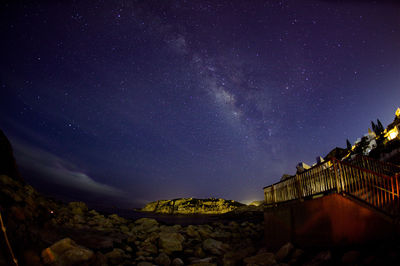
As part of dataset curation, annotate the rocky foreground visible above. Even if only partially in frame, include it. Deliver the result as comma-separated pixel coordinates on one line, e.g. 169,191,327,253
3,174,400,266
1,173,268,265
141,198,245,215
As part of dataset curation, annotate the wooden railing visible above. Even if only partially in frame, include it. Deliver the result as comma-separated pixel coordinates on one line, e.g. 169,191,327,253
349,155,400,177
264,158,400,217
335,159,400,216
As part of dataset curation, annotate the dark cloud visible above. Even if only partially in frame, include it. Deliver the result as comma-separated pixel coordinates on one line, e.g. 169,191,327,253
12,139,124,197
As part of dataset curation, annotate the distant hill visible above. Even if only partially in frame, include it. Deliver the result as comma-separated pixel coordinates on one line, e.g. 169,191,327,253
141,198,245,214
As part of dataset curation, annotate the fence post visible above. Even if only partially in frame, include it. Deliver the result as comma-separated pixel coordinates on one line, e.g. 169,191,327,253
294,174,303,200
272,185,276,206
333,159,341,193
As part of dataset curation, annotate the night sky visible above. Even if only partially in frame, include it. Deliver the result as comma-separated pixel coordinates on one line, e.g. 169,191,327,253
1,0,399,208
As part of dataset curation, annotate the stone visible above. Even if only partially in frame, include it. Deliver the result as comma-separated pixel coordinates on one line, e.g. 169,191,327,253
223,246,256,266
189,257,217,266
155,252,171,266
191,257,213,264
23,250,41,266
275,242,294,261
172,258,185,266
91,252,108,266
159,232,185,254
11,206,25,221
198,226,212,239
190,262,217,266
202,238,226,255
137,262,153,266
141,242,158,254
109,213,127,224
133,218,159,233
341,250,360,264
307,250,332,265
68,202,88,215
0,174,19,187
243,252,276,266
105,248,128,265
289,248,304,264
41,238,93,265
194,246,206,258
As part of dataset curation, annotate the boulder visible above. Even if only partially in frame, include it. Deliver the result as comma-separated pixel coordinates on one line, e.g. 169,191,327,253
91,252,108,266
41,238,93,265
243,251,276,266
202,238,226,255
137,262,153,266
141,242,158,254
289,248,304,264
105,248,128,265
307,250,332,265
108,213,127,224
171,258,185,266
133,218,159,233
275,242,294,261
341,250,360,264
159,232,185,254
155,252,171,266
223,246,256,266
68,202,88,216
189,257,216,266
186,225,201,239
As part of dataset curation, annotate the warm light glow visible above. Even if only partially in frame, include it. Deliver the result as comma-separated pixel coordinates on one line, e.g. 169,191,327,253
385,127,399,141
396,107,400,117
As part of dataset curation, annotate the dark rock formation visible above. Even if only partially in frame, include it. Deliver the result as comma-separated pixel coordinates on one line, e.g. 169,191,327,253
0,129,21,181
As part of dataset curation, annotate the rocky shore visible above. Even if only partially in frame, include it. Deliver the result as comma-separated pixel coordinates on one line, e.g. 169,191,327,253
1,173,267,265
3,173,400,266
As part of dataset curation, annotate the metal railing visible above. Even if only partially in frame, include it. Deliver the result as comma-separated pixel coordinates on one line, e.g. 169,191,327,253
264,158,400,217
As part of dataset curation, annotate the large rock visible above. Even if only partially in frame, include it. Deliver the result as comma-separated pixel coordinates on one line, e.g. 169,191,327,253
341,250,360,264
307,250,332,266
243,251,276,266
186,225,201,239
0,129,21,180
202,238,227,255
41,238,93,265
68,202,88,216
155,252,171,266
132,218,159,233
159,232,185,254
275,242,294,261
223,246,256,266
142,198,245,214
171,258,184,266
105,248,129,265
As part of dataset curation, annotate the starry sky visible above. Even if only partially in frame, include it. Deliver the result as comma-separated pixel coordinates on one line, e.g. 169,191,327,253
1,0,399,208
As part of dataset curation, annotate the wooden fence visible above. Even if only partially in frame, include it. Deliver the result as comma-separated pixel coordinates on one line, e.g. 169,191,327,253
264,158,400,217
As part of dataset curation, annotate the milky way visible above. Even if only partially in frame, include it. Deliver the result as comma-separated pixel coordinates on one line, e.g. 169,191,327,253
1,0,399,207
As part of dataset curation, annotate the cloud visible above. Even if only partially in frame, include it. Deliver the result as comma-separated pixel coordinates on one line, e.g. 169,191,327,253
12,139,124,196
165,34,188,55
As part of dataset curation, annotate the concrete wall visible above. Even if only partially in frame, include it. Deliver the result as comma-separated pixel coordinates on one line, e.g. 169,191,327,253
264,194,397,250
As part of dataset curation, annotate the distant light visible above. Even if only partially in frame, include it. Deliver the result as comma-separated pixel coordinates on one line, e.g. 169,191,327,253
50,210,54,214
385,127,399,141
